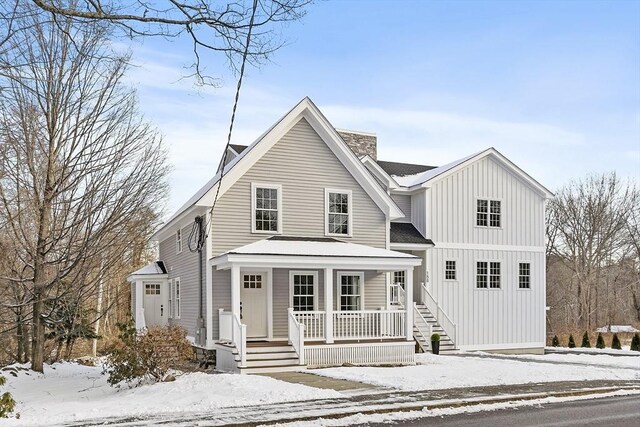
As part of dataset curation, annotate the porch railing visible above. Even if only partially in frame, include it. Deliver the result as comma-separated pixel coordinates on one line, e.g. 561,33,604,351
287,308,305,365
333,310,405,340
293,311,326,340
420,284,457,346
389,282,406,306
293,310,406,341
218,309,247,367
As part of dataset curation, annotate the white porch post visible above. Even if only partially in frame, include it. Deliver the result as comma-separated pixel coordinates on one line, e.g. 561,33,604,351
405,268,414,341
135,280,145,330
324,268,334,343
231,265,241,318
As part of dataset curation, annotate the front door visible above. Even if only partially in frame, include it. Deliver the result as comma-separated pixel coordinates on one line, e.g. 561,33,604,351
143,283,165,326
240,272,268,338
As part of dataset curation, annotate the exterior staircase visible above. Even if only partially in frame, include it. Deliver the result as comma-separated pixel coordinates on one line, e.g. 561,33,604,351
414,304,456,353
238,342,305,374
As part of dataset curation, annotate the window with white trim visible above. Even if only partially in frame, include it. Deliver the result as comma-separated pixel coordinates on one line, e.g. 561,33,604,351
390,271,405,305
519,262,531,289
174,278,181,319
477,199,501,228
176,229,182,253
326,189,352,236
168,279,173,318
476,261,501,289
338,273,363,311
290,272,316,312
251,183,281,233
445,260,456,280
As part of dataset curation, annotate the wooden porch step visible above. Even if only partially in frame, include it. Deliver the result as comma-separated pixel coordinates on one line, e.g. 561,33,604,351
238,364,306,374
247,345,294,353
244,357,300,368
247,351,298,361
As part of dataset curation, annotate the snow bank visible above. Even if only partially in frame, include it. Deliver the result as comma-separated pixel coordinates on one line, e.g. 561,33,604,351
0,362,341,426
312,352,640,391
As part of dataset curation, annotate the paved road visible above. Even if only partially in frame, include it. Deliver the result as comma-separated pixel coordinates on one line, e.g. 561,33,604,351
370,394,640,427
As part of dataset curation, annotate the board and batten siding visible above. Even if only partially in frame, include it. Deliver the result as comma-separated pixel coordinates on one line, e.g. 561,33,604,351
210,117,387,256
424,155,546,350
212,267,387,340
390,194,411,222
427,156,545,247
429,248,545,348
159,224,206,340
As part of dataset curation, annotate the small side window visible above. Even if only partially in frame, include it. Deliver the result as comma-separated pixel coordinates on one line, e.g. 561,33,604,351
445,260,456,280
519,263,531,289
176,229,183,254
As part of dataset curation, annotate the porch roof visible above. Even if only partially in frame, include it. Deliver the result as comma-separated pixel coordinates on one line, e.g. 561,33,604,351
212,236,422,270
127,261,168,281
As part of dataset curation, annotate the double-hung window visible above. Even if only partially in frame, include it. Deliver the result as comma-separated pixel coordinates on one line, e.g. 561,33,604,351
390,271,405,305
445,260,457,280
168,279,173,318
338,272,363,311
251,183,282,233
477,262,501,289
519,262,531,289
174,278,181,319
290,272,317,312
326,189,352,236
477,199,501,228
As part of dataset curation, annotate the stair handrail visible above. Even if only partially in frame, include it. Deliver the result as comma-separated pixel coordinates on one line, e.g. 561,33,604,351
420,283,457,347
288,308,305,365
413,302,432,351
232,311,247,367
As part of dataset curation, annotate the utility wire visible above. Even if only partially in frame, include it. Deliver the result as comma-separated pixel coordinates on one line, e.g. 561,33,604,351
189,0,259,253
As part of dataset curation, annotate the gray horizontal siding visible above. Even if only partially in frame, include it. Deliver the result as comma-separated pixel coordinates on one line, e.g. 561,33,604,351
159,224,206,338
210,117,387,256
391,194,411,222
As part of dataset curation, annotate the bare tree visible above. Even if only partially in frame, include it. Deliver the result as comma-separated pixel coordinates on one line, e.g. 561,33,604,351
547,173,639,329
0,5,169,371
0,0,311,85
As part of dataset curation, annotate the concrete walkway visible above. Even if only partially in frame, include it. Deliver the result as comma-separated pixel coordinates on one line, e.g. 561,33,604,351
260,371,383,393
69,379,640,427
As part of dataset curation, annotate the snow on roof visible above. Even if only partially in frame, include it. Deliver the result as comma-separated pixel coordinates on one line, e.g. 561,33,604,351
223,236,418,259
129,261,167,277
391,150,484,187
596,325,640,333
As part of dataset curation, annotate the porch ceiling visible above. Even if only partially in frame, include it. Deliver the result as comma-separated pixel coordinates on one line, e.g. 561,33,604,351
212,236,422,270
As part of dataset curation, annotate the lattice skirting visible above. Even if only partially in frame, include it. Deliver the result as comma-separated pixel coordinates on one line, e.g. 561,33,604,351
304,342,415,368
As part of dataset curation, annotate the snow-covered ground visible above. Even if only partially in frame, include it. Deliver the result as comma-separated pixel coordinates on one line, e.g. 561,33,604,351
596,325,640,333
0,362,341,426
312,352,640,391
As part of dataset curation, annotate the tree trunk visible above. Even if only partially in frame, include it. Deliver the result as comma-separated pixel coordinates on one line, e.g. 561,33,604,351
92,269,105,357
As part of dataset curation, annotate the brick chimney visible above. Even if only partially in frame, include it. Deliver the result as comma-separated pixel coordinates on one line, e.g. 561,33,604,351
337,129,377,160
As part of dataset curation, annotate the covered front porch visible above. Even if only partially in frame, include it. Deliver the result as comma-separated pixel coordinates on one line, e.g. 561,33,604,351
212,236,422,372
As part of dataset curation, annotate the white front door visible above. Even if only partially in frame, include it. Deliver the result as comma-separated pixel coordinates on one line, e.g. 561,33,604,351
240,273,268,338
143,283,166,326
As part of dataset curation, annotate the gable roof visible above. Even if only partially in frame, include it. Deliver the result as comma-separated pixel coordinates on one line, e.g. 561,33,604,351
154,98,405,240
391,148,554,198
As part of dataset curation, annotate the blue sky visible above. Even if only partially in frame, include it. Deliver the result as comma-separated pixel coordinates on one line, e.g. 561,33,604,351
124,0,640,217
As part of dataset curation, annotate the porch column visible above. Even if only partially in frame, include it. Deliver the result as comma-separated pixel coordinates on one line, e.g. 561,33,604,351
231,265,241,318
135,280,145,330
405,268,414,341
324,267,334,343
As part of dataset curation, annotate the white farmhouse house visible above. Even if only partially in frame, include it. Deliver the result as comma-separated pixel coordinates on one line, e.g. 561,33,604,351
128,97,552,373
